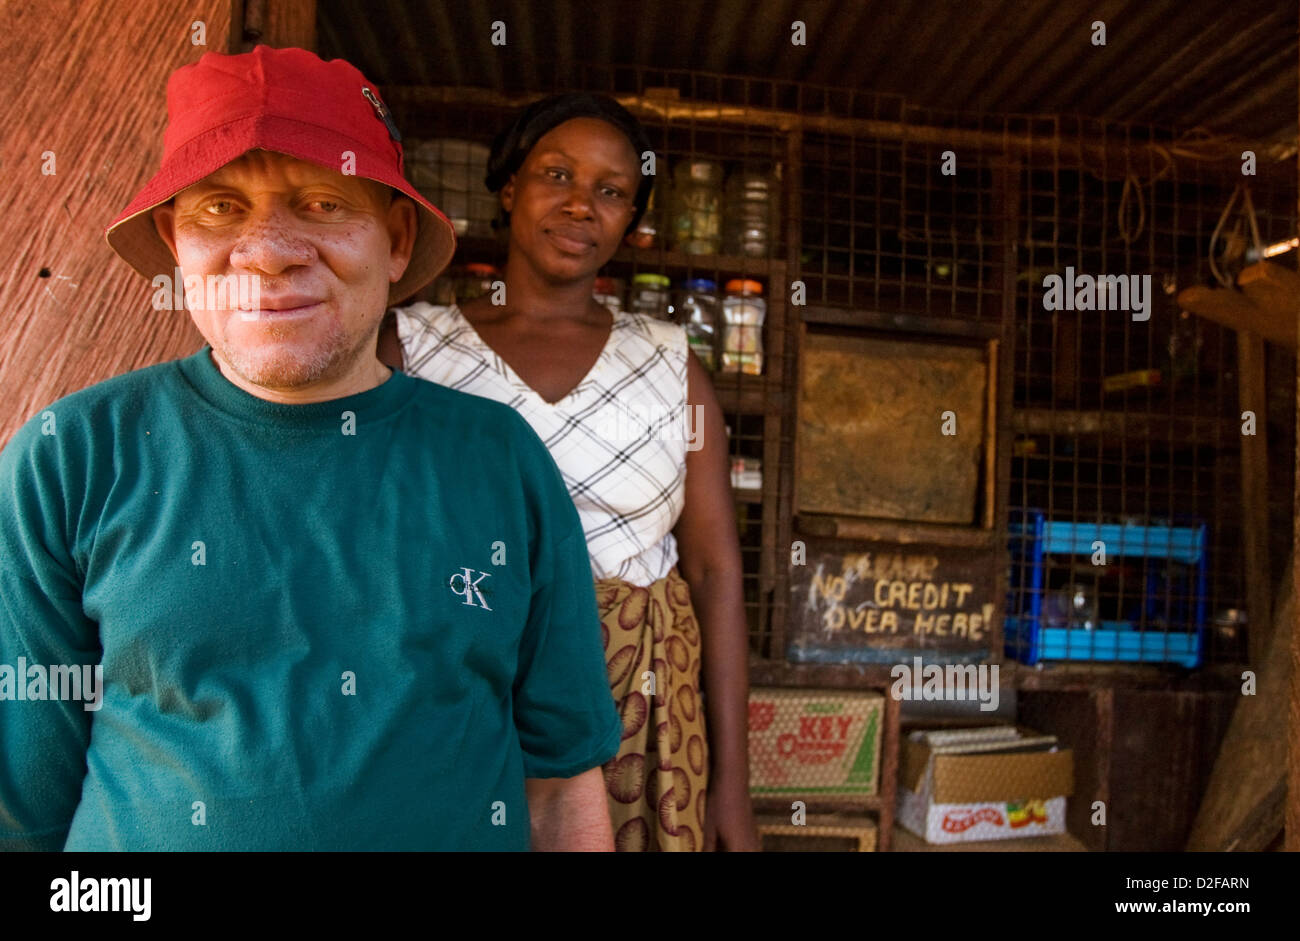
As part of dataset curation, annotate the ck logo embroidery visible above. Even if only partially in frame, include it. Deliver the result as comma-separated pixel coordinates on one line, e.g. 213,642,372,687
449,567,492,610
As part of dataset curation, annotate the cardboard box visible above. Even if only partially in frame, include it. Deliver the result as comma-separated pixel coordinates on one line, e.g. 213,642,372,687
748,687,883,800
756,814,877,852
897,727,1074,844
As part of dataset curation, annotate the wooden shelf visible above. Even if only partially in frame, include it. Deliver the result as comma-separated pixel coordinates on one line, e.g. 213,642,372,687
1012,407,1236,445
750,659,898,689
440,237,787,283
752,795,885,813
801,302,1001,340
609,246,785,281
733,487,763,504
890,827,1090,852
749,656,1243,693
1008,660,1242,693
796,287,1002,330
795,514,996,548
381,85,1238,184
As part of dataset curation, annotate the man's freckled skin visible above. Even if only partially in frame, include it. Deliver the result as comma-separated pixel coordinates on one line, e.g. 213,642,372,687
151,150,416,404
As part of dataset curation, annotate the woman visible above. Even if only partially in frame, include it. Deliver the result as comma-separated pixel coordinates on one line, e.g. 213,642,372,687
378,93,758,851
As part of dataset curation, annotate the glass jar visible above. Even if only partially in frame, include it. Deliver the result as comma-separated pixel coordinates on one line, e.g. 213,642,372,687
593,276,624,314
670,159,723,255
1045,584,1098,631
721,279,765,375
730,456,762,490
723,163,781,258
675,278,720,371
629,273,671,319
625,165,669,250
456,263,499,303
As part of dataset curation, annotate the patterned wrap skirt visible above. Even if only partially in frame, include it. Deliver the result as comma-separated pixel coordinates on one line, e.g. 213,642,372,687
595,565,709,852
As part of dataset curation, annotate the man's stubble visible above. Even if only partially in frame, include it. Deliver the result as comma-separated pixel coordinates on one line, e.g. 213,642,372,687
216,318,370,390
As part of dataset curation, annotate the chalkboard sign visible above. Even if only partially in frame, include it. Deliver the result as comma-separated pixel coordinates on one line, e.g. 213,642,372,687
788,536,999,663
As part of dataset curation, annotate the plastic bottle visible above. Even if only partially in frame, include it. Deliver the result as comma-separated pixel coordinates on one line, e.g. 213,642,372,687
676,278,720,371
456,263,499,302
721,279,765,375
629,273,672,318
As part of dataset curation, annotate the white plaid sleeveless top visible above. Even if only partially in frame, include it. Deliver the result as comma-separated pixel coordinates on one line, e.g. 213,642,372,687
393,302,690,586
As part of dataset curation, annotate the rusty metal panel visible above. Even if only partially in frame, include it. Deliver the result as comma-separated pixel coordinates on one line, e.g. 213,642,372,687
797,332,987,523
319,0,1297,144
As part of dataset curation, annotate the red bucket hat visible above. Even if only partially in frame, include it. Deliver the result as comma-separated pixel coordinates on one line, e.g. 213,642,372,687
105,45,456,305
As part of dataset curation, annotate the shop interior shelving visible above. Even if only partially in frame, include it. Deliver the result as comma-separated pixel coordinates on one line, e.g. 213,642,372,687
382,88,1262,661
379,75,1278,850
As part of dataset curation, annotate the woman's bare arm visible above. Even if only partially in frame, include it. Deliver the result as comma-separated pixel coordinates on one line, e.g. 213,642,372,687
672,351,758,850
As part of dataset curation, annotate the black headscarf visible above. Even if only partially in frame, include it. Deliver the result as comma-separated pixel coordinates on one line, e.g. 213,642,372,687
485,92,655,234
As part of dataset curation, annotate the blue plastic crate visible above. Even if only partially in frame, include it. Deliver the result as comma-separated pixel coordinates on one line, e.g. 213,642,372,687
1005,510,1206,668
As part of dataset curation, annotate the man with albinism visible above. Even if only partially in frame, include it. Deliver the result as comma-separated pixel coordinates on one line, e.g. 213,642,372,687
0,45,621,851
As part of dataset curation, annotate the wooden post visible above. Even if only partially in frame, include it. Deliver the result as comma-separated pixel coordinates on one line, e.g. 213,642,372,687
1095,688,1114,851
770,126,803,661
1187,551,1292,850
1238,331,1271,664
991,155,1021,665
1289,6,1300,852
878,689,899,851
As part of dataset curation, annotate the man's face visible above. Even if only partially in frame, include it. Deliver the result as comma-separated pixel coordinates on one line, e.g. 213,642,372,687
152,150,416,390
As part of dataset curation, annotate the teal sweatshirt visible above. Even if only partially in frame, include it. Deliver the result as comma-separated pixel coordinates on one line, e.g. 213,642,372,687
0,347,621,850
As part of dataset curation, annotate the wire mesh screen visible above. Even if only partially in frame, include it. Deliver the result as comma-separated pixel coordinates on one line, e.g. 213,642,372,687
799,94,1296,669
1006,119,1294,669
363,50,1296,670
378,61,799,656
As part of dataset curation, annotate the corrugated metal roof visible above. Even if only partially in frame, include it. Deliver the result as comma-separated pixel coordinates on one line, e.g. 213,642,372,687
319,0,1297,146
